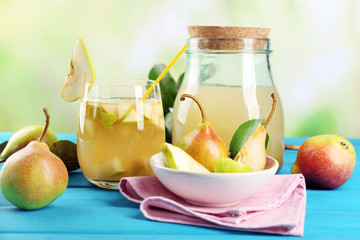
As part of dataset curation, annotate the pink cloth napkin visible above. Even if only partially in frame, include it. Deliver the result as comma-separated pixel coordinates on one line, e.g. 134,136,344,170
119,174,306,236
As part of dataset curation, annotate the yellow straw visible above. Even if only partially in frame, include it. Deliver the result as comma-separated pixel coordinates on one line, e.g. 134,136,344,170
141,45,188,101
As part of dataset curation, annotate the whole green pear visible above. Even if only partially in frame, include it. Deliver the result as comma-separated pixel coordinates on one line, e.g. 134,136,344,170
177,94,228,172
0,125,58,161
0,108,68,210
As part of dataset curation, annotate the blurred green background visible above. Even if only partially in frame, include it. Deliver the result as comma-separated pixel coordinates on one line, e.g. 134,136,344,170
0,0,359,137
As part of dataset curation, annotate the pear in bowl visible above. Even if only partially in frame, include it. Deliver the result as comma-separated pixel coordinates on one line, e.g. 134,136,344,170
150,148,278,207
176,94,228,172
150,93,279,206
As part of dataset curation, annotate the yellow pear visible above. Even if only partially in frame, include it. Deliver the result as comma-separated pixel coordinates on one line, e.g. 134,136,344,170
233,93,277,172
0,125,58,161
0,108,68,210
177,94,228,172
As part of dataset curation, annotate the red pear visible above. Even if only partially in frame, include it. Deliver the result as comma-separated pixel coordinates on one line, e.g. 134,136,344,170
291,135,356,189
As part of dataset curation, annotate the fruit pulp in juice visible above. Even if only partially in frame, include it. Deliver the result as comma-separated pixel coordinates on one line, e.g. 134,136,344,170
173,85,284,168
77,98,165,183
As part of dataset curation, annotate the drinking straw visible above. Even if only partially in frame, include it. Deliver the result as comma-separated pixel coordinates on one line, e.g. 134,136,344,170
141,45,188,101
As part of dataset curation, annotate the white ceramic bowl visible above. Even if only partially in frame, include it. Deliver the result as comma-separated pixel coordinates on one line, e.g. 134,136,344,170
150,153,279,207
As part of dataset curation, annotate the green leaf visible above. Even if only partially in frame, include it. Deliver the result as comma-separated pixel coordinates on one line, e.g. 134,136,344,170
50,140,79,171
265,134,269,150
229,119,265,159
0,141,8,161
165,112,173,143
176,72,185,91
148,64,177,116
200,63,216,82
0,141,8,154
101,112,118,129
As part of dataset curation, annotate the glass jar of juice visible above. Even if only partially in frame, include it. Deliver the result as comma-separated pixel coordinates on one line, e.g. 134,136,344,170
172,27,284,169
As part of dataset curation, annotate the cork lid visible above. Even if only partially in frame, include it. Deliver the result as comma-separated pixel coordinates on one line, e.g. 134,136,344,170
187,26,271,50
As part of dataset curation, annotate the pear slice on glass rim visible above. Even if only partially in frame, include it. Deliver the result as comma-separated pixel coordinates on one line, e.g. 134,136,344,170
61,37,96,102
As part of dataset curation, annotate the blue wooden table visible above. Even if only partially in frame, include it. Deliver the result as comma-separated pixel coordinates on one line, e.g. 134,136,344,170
0,133,359,239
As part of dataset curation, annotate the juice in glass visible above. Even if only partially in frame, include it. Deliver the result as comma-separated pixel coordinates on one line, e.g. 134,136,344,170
77,79,165,189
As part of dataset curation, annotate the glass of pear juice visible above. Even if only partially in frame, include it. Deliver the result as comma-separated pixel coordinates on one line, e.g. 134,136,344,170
77,78,165,190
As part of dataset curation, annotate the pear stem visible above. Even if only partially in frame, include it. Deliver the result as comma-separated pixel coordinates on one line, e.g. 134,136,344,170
38,107,50,143
263,93,277,128
285,144,300,150
180,94,207,123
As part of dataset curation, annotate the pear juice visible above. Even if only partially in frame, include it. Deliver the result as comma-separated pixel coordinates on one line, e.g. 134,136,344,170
77,98,165,189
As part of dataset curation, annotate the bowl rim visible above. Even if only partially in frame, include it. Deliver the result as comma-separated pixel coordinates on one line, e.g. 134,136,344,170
150,152,279,177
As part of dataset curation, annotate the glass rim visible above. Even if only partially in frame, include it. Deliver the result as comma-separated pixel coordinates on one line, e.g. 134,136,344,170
84,77,155,88
81,77,160,100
